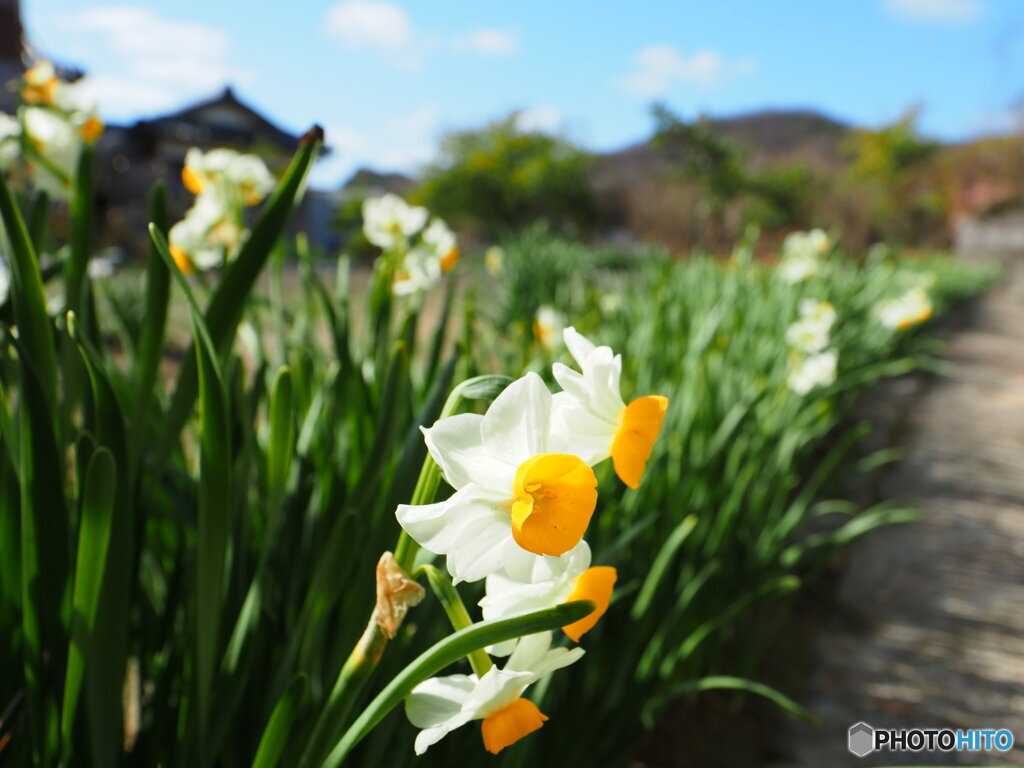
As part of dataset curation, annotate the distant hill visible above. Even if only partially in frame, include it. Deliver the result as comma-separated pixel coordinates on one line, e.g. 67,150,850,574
340,167,416,197
591,108,853,197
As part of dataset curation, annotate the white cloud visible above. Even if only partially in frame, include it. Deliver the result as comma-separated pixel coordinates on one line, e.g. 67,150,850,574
517,105,563,132
312,105,441,184
620,45,755,96
55,5,248,118
325,0,412,50
456,28,520,55
883,0,984,22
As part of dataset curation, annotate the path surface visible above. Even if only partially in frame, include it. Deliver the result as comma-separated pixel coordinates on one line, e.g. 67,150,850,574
771,262,1024,768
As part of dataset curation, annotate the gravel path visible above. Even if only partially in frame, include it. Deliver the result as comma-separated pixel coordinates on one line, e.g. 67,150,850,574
771,264,1024,767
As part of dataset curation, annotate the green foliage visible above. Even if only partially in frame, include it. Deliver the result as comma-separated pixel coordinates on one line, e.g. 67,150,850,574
652,104,818,244
745,163,816,230
0,116,996,768
842,109,943,244
415,114,599,238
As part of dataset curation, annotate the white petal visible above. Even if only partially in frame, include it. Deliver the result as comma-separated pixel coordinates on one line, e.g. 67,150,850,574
480,574,560,623
462,667,534,719
413,715,471,755
485,639,519,657
406,675,476,728
551,362,590,402
481,373,553,464
549,393,615,465
423,415,515,491
506,632,585,680
505,631,554,672
563,327,596,366
395,484,505,559
447,505,516,583
527,646,585,680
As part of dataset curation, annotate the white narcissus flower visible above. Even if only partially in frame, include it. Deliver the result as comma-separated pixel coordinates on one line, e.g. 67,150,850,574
782,229,829,260
551,328,669,490
0,114,21,172
533,306,564,351
788,350,838,395
169,190,240,273
22,106,81,200
404,632,584,755
876,288,933,331
362,193,428,250
395,373,599,583
778,229,830,283
21,60,61,107
484,246,504,276
480,540,616,655
182,148,275,205
391,218,460,297
392,246,442,297
421,218,460,273
224,153,276,205
785,299,836,353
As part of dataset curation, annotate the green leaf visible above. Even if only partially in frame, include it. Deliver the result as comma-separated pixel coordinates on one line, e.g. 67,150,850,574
128,182,171,473
149,221,233,760
267,365,295,509
320,600,594,767
640,676,817,729
192,300,232,764
66,143,95,318
252,675,309,768
631,515,697,619
61,448,116,755
67,313,133,768
0,168,58,410
159,128,323,458
15,335,69,765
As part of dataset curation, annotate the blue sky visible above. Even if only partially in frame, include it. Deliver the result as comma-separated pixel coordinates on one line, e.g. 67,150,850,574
23,0,1024,187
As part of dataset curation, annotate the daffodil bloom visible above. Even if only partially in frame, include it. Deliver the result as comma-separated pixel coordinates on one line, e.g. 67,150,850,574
785,299,836,353
22,106,80,200
422,218,460,273
551,328,668,490
181,148,275,205
396,373,599,583
0,114,19,172
389,218,459,296
484,245,504,275
877,288,933,331
533,306,564,351
778,229,830,283
392,246,443,297
74,112,104,144
21,61,61,107
788,350,837,395
599,293,624,314
480,541,616,655
362,193,428,251
169,190,242,273
404,632,584,755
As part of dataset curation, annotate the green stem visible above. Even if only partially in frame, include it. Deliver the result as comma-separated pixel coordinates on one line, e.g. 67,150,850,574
321,601,595,768
393,454,441,572
393,373,513,571
296,617,389,768
304,373,514,764
417,565,492,676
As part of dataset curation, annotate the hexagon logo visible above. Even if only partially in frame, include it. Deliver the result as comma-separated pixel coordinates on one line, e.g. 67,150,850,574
848,722,875,757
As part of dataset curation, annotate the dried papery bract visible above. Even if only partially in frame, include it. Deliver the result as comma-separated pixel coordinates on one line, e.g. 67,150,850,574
374,552,425,639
